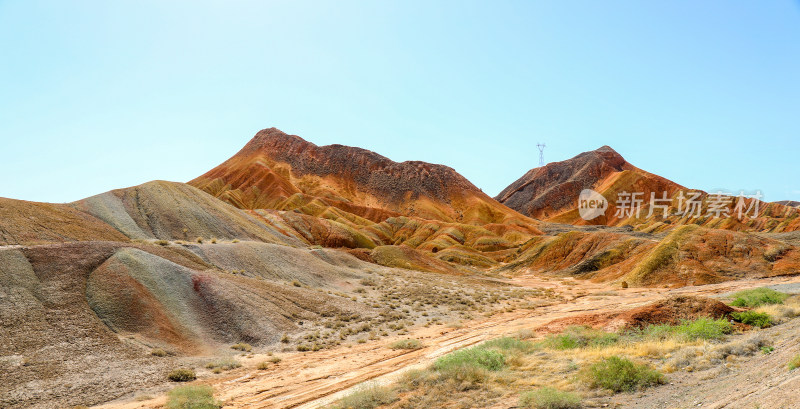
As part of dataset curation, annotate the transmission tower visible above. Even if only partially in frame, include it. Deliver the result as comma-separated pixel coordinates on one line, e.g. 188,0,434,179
536,143,546,166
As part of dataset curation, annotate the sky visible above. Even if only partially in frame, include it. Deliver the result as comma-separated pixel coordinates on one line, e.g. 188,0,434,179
1,1,798,203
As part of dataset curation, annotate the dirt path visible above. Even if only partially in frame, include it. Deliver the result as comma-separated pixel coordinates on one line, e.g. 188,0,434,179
96,275,800,409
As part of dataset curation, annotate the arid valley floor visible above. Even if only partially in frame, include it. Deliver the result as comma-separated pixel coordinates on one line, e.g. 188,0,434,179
2,128,800,409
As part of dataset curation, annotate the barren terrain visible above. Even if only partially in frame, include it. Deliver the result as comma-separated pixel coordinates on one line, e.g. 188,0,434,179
94,273,800,409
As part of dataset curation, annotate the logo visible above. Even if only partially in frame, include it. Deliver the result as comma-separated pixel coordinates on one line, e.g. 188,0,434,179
578,189,608,220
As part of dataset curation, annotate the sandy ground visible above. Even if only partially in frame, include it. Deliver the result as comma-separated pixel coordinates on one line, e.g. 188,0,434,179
94,273,800,409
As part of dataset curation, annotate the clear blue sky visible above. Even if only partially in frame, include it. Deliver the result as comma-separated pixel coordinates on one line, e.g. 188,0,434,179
1,1,798,203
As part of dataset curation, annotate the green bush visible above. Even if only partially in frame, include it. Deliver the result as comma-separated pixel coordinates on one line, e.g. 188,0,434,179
581,356,664,392
519,387,582,409
167,369,197,382
433,346,506,372
730,288,789,308
732,311,772,328
390,339,423,350
166,385,220,409
483,337,535,353
542,326,619,350
673,318,733,341
789,354,800,370
329,384,396,409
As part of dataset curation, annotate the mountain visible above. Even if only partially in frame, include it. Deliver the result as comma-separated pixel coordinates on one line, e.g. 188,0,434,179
776,200,800,208
190,128,528,226
497,146,800,233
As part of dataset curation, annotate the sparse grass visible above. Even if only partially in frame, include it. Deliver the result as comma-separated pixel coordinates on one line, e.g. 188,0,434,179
580,356,664,392
542,326,619,350
789,354,800,370
390,339,423,350
519,387,582,409
167,368,196,382
328,384,396,409
151,348,168,357
730,288,789,308
672,317,733,341
166,385,220,409
231,343,252,352
257,357,281,370
732,311,772,328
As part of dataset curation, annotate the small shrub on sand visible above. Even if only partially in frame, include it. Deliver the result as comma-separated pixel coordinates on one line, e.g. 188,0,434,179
581,356,664,392
257,358,281,370
329,384,396,409
155,240,169,246
167,368,196,382
520,387,582,409
151,348,168,357
730,288,788,308
166,385,220,409
390,339,423,350
196,237,204,244
789,354,800,370
205,358,241,372
230,343,252,352
731,311,772,328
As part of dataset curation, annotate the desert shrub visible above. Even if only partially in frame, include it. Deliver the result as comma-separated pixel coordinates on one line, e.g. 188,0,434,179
673,318,733,341
210,238,217,244
730,288,788,308
230,343,252,352
329,384,396,409
292,280,302,287
256,358,282,370
542,326,619,350
483,337,535,353
196,237,204,244
789,354,800,370
155,240,169,246
205,358,241,372
667,333,769,371
731,311,772,328
151,348,168,357
433,347,506,373
167,368,197,382
581,356,664,392
390,339,423,350
166,385,220,409
280,333,290,343
520,387,582,409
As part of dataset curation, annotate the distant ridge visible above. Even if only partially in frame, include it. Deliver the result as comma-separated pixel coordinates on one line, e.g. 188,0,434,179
497,146,800,232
